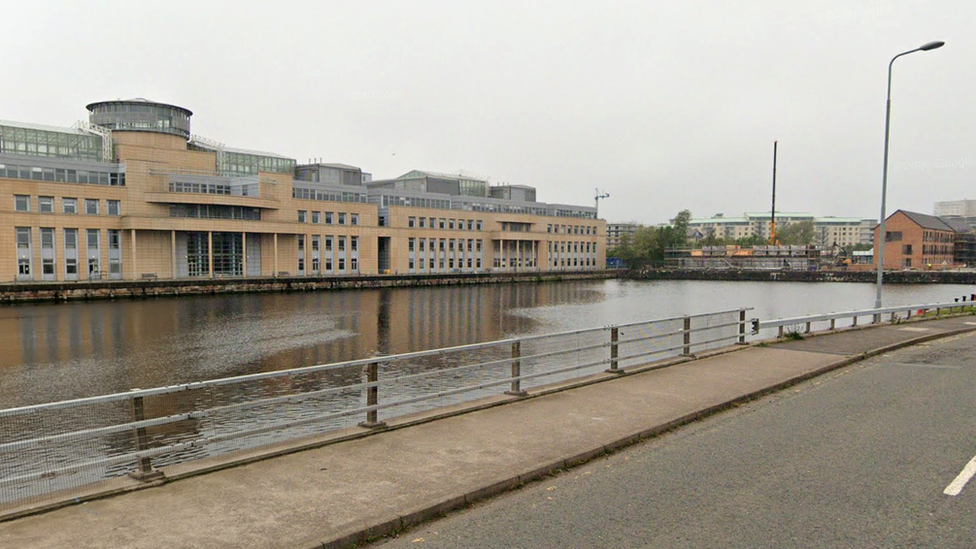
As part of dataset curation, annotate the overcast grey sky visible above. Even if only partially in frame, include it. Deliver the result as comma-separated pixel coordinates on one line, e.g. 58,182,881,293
3,1,972,224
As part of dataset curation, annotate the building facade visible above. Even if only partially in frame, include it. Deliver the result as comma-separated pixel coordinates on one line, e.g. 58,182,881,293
873,210,955,270
606,222,638,250
687,212,875,248
1,99,605,283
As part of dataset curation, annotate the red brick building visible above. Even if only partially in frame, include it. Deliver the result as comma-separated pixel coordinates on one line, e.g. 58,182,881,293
873,210,956,270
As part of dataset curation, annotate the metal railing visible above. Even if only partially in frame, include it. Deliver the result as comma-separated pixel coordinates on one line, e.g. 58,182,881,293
0,308,750,517
755,299,974,338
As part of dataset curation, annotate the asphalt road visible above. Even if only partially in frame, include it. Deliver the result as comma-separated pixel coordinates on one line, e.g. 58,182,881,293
369,331,976,548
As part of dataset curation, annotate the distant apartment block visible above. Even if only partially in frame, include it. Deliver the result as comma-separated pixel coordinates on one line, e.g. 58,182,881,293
606,222,638,249
687,212,875,248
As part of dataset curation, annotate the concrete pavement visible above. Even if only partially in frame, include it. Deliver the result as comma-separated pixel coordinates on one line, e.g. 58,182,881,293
2,314,975,549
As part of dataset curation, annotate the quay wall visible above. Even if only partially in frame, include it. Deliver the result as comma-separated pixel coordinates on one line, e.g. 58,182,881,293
0,271,615,304
631,268,976,285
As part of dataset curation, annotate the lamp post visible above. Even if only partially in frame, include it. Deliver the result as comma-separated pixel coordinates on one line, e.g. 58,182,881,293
875,40,945,310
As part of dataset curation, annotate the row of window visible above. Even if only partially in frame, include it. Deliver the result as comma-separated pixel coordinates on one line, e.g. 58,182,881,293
169,204,261,220
409,238,484,253
408,216,484,231
170,181,232,195
0,163,124,185
548,241,599,254
919,244,952,256
547,257,599,268
15,227,122,280
293,187,368,203
547,223,597,236
297,235,360,252
410,257,482,270
14,195,120,215
297,210,360,226
922,230,953,243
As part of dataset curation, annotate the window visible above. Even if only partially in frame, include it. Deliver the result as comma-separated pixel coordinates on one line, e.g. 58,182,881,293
449,219,456,230
350,258,358,271
903,245,913,255
62,198,77,214
325,237,332,251
338,237,345,251
439,219,445,229
107,200,121,216
298,210,307,223
338,213,346,225
885,231,902,242
409,238,415,252
298,235,305,251
408,217,416,228
351,237,358,251
39,196,54,213
85,199,99,215
338,258,345,271
325,212,333,224
16,227,32,277
351,213,359,226
419,217,426,228
14,195,30,212
311,211,320,224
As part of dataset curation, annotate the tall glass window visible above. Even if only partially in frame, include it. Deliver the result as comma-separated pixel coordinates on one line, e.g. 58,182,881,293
16,227,32,279
86,229,101,279
64,229,79,280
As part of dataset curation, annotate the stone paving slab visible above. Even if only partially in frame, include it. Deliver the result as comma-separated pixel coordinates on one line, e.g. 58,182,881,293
2,316,975,549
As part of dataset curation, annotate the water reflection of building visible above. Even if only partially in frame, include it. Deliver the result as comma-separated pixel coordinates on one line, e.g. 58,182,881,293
0,282,611,406
2,99,605,284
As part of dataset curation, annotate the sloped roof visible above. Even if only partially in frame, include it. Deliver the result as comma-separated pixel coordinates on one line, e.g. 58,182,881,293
897,210,954,231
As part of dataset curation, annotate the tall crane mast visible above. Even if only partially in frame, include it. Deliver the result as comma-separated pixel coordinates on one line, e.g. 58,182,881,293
595,188,610,218
770,141,778,244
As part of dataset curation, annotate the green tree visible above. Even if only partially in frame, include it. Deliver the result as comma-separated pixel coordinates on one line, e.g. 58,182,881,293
776,221,815,245
735,234,766,247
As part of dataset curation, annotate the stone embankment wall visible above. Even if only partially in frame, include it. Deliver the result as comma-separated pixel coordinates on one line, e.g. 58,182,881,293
0,271,615,304
630,268,976,284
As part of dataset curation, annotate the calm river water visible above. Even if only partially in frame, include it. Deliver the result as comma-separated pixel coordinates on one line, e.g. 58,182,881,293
1,279,971,407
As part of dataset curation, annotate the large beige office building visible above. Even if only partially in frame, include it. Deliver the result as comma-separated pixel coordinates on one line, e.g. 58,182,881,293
1,99,604,283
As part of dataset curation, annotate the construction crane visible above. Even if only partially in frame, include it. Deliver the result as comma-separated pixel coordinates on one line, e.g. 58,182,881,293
595,188,610,217
769,141,779,245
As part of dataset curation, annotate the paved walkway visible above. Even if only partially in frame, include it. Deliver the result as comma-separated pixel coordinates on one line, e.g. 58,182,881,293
3,315,975,549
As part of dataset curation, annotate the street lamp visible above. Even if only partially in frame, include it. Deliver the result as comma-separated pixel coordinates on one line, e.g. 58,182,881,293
875,40,945,310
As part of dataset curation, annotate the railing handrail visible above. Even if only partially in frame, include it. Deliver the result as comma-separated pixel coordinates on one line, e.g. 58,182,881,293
0,308,751,417
757,300,967,331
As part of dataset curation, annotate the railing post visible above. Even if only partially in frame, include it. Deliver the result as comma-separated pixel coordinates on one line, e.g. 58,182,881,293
852,315,858,327
360,359,387,429
506,340,527,396
683,316,692,356
606,326,623,373
829,318,836,330
129,393,162,481
737,310,746,344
